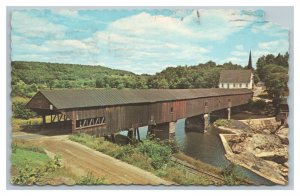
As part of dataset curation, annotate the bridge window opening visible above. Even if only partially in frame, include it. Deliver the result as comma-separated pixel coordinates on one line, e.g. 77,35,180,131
170,107,174,113
246,83,248,88
239,83,242,87
227,84,229,89
221,83,224,88
76,116,106,129
233,84,236,88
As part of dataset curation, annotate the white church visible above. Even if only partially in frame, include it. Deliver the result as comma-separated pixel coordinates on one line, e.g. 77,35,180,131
218,51,254,90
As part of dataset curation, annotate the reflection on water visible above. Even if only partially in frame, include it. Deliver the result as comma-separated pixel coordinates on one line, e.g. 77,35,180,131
120,118,274,185
175,119,230,168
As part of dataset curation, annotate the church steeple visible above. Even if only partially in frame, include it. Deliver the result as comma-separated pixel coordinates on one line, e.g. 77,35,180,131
247,50,253,70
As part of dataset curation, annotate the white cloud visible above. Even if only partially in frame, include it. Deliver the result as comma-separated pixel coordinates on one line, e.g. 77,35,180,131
11,11,66,38
258,39,288,51
52,9,79,18
231,51,248,57
251,21,289,38
11,9,289,74
235,44,244,51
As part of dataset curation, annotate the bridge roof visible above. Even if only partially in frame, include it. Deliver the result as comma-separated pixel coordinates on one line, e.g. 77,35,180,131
32,88,252,110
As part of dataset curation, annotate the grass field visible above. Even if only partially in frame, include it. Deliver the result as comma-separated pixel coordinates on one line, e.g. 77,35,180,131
11,141,106,185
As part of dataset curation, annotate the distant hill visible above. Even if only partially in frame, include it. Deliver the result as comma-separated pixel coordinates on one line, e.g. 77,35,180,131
11,60,247,98
11,61,136,97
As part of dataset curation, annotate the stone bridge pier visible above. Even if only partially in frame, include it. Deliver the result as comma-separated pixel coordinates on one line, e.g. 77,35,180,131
185,114,210,133
148,121,176,140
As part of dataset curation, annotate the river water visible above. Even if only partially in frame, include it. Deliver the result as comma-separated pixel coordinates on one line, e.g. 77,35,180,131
121,118,274,185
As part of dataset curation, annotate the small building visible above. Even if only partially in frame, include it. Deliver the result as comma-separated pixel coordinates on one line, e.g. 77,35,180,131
218,69,253,89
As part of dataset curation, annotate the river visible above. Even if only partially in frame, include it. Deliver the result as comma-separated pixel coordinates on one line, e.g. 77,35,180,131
121,118,274,185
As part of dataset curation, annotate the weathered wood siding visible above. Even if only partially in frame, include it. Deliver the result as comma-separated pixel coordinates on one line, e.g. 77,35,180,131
60,92,252,136
27,92,54,110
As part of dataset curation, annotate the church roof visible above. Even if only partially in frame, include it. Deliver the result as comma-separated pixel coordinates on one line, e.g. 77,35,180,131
219,70,252,83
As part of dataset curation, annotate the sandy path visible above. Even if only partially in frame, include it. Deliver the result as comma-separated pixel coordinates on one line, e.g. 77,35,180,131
13,133,171,185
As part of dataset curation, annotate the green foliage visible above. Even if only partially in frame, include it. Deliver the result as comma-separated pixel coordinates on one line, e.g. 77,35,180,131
11,60,245,99
256,52,289,82
69,133,214,185
248,99,267,111
136,140,173,169
13,102,36,119
69,133,176,171
77,172,106,185
215,119,231,127
222,163,244,185
11,144,63,185
255,53,289,113
12,164,45,185
11,144,49,169
12,61,135,96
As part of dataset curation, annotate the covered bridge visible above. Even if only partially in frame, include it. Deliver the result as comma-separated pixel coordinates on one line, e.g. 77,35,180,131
26,88,253,139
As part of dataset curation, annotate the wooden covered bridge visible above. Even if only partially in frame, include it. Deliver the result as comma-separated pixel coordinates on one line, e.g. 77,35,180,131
26,88,253,140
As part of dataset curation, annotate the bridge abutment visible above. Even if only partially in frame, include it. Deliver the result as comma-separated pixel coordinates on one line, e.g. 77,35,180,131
148,121,176,140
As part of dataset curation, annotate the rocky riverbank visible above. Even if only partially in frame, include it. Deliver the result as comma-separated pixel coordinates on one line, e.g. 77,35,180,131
214,118,288,185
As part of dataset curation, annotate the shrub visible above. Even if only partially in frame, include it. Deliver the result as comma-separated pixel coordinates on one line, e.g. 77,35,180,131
11,144,63,185
215,119,231,127
13,102,36,119
248,99,267,110
12,164,44,185
136,140,172,169
221,163,244,185
77,172,106,185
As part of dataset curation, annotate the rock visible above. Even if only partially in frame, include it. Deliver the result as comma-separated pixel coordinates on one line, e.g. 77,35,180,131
225,152,287,185
275,127,289,145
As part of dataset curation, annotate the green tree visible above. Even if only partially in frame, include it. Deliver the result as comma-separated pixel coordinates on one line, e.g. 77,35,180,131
264,64,288,113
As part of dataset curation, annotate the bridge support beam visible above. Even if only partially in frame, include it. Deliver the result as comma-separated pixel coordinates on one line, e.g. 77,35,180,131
42,115,46,125
149,121,176,140
227,107,231,120
71,111,76,133
204,113,210,130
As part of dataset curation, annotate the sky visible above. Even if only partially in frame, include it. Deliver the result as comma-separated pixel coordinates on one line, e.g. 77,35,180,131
11,9,289,74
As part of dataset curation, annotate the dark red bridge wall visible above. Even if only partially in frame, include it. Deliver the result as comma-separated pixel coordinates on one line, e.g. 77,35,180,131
63,93,252,136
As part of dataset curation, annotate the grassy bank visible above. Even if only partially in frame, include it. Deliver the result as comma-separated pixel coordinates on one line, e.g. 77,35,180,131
11,141,106,185
69,133,216,185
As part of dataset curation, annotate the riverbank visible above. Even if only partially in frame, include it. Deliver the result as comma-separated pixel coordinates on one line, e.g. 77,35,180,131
214,118,288,185
68,133,225,185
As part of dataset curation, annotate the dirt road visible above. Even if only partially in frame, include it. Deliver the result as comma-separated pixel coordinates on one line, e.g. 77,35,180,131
13,132,171,185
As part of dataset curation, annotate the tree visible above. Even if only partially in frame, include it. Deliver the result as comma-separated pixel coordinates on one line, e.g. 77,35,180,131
95,77,105,88
264,64,288,113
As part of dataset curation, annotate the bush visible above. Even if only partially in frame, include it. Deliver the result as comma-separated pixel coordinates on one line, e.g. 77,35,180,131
136,140,173,169
215,119,231,127
12,164,44,185
248,99,267,110
221,163,244,185
77,172,106,185
13,102,36,119
11,146,63,185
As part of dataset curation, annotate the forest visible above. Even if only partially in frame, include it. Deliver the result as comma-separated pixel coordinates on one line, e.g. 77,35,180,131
11,60,246,98
11,52,289,119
